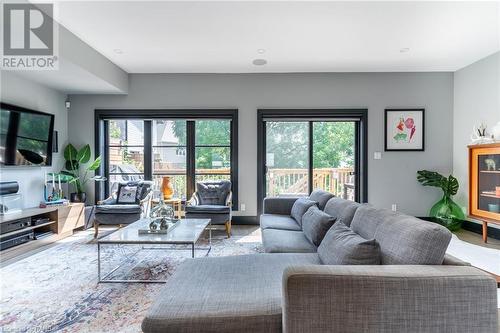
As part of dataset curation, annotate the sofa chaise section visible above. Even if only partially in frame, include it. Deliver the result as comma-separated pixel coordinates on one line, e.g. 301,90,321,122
143,195,499,333
142,258,498,333
142,253,320,333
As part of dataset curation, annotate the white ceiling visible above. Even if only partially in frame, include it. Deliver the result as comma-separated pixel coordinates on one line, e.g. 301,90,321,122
54,1,499,73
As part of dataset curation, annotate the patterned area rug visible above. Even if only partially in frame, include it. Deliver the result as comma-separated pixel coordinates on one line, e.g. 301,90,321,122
0,226,263,333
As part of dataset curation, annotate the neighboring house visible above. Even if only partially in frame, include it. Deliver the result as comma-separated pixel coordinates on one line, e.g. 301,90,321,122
153,120,186,172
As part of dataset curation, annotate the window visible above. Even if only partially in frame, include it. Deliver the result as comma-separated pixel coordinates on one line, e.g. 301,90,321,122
195,120,231,184
152,120,187,200
96,110,238,207
107,119,145,194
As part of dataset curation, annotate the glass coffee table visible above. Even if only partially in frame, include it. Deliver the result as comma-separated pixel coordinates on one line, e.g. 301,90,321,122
97,218,211,283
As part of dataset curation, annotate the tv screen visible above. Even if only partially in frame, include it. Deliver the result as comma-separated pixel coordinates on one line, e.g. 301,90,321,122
0,103,54,166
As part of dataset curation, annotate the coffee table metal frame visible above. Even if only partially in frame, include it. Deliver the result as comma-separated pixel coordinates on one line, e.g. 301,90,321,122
97,218,211,283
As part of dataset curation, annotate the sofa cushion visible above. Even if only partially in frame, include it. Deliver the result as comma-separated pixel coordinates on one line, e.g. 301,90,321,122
308,189,335,210
263,197,299,215
301,206,336,246
185,205,230,214
350,205,452,265
260,214,302,231
318,221,381,265
262,229,317,253
323,197,361,227
95,204,141,214
290,198,317,226
142,253,320,333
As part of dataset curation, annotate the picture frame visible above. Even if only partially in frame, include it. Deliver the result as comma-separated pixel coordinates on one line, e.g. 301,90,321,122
384,108,425,151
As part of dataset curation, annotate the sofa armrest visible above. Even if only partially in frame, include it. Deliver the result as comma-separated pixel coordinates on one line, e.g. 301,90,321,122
187,192,200,206
282,265,498,333
263,197,299,215
97,195,116,206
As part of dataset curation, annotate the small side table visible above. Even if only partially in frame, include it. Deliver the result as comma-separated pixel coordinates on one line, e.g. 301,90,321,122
152,198,183,218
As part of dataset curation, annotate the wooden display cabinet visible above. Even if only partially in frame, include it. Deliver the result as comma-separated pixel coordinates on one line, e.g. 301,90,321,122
468,143,500,242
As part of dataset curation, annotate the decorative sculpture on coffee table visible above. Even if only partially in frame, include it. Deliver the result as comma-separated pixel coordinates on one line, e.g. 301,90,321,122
148,199,176,232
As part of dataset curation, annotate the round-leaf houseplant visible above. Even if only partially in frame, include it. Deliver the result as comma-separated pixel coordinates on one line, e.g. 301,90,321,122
416,170,465,231
61,143,105,203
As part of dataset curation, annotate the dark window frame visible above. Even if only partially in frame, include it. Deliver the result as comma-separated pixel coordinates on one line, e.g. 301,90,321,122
95,109,238,209
257,109,368,215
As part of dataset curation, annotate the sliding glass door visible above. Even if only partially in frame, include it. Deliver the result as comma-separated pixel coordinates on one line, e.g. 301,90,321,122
265,120,355,199
258,109,367,214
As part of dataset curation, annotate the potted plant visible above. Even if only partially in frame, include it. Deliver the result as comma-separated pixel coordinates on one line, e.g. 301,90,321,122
61,143,105,203
416,170,465,231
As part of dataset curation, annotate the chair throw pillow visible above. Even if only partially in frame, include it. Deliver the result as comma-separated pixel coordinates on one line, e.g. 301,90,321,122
318,221,381,265
302,206,336,246
116,183,139,204
290,198,317,226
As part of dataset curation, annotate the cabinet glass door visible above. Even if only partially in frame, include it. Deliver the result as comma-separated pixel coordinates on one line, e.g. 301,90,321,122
477,153,500,217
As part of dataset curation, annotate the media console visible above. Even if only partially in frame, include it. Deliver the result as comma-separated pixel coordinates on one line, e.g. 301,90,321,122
0,203,85,262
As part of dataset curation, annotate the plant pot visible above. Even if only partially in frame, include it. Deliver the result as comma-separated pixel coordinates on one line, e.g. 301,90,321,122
70,192,87,203
429,195,465,231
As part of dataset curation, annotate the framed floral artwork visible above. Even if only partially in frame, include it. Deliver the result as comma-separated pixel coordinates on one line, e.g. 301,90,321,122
384,108,425,151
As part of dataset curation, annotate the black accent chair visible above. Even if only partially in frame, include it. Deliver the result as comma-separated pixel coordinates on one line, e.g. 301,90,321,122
185,180,232,237
94,181,153,238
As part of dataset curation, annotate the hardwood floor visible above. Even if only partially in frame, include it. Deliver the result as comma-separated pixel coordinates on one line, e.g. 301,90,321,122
454,228,500,249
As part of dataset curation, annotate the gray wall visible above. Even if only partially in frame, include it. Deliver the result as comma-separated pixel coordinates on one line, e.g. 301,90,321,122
68,72,454,217
1,71,68,208
453,52,500,227
59,26,129,93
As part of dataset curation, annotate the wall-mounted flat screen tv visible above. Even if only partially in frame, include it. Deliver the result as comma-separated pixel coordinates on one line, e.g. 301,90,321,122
0,102,54,166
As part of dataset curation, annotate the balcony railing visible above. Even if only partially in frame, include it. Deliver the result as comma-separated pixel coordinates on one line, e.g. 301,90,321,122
110,163,354,201
151,168,230,200
266,167,354,200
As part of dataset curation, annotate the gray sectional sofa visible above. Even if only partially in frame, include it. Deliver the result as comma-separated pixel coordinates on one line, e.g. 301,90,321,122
142,192,498,333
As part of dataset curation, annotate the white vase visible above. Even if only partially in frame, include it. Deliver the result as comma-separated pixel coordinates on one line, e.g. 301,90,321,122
492,121,500,141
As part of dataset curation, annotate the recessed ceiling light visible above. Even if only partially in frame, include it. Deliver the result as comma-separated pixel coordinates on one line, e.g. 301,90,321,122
113,49,124,54
257,48,266,54
252,58,267,66
400,48,410,53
